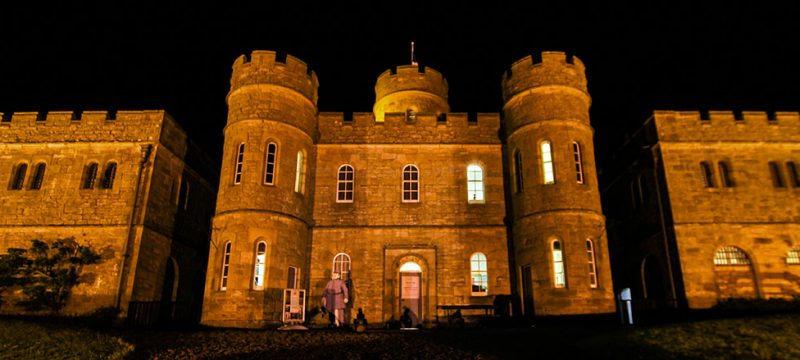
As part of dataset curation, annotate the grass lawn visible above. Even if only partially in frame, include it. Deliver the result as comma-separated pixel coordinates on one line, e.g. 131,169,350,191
0,318,133,360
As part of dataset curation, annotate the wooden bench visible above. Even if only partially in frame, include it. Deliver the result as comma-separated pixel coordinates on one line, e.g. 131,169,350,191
436,304,494,327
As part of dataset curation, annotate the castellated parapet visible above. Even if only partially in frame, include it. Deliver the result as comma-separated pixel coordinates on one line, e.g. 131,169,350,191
652,110,800,142
501,51,587,102
318,112,500,144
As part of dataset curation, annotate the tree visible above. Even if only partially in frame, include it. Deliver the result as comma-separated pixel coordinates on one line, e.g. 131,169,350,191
0,248,27,307
18,238,101,313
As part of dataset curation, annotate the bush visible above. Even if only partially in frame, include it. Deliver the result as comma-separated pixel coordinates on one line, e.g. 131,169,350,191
0,248,27,307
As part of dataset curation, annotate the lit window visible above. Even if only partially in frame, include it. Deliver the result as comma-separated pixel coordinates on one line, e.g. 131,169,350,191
787,162,800,188
713,246,751,266
406,109,416,122
253,242,267,290
471,253,488,295
573,142,584,184
700,161,715,188
333,253,351,281
402,165,419,202
82,163,98,189
586,239,598,288
718,161,734,188
9,163,27,190
552,239,566,288
514,150,524,193
787,248,800,265
467,165,484,203
541,141,555,184
234,143,245,185
101,162,117,189
337,165,355,203
220,242,232,290
769,161,785,188
264,143,277,185
295,151,306,193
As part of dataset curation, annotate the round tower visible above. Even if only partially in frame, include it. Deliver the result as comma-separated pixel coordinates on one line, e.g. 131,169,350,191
373,65,449,121
202,51,317,327
502,52,614,315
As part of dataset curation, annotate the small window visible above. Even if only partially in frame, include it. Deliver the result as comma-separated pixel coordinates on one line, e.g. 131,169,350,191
82,163,98,189
264,143,277,185
337,165,355,203
573,142,584,184
787,162,800,188
332,253,351,281
713,246,751,266
234,143,245,185
718,161,734,188
541,141,555,184
402,165,419,202
287,266,299,289
406,109,416,122
295,151,306,193
470,252,488,295
514,150,524,193
467,164,485,203
787,248,800,265
9,163,27,190
586,239,598,288
179,181,191,211
769,161,785,188
30,163,46,190
700,161,715,188
220,242,232,290
101,162,117,189
253,242,267,290
552,239,566,288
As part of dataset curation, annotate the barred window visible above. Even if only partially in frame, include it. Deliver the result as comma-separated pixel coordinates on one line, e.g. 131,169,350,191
587,239,598,288
253,242,267,290
470,252,488,295
467,165,485,203
332,253,351,281
402,165,419,202
337,165,354,203
700,161,715,188
541,141,555,184
220,242,232,290
82,163,98,189
234,143,245,185
514,150,524,193
264,143,277,185
9,163,27,190
101,162,117,189
573,142,584,184
713,246,751,266
787,248,800,265
552,239,566,288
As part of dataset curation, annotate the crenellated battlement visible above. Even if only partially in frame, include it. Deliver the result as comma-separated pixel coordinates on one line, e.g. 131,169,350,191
653,110,800,142
375,65,448,100
0,110,174,143
318,111,500,144
501,51,587,103
229,50,319,105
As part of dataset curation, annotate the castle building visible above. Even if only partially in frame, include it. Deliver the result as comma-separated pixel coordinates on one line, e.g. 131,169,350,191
200,51,616,328
0,110,216,323
603,111,800,313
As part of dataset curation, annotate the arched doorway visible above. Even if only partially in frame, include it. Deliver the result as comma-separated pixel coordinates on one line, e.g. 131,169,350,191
399,261,422,327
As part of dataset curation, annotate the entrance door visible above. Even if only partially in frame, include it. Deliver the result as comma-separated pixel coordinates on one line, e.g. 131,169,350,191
521,265,534,320
399,262,422,326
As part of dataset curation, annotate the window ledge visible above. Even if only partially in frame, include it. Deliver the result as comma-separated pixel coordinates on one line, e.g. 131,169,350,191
470,292,489,297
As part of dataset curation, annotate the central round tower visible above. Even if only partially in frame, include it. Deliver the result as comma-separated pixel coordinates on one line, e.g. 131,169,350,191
373,64,449,121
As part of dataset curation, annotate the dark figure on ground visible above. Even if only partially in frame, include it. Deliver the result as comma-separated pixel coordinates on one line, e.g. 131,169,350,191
400,307,413,328
353,308,368,333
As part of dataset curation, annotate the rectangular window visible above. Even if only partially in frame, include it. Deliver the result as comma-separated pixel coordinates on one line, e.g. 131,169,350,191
337,165,355,202
573,142,584,184
471,253,488,295
234,143,245,185
541,141,555,184
264,143,277,185
220,242,232,290
467,165,485,203
770,162,785,188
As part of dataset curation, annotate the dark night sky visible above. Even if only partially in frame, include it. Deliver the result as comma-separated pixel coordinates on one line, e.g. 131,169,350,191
2,2,798,171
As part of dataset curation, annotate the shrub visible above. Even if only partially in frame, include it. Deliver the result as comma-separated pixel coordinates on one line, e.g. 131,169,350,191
0,248,27,307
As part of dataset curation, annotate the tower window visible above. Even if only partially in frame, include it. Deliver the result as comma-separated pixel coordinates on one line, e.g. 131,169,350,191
101,162,117,189
333,253,351,281
253,241,267,290
470,252,488,295
402,165,419,202
573,142,584,184
514,150,524,193
787,248,800,265
295,150,306,193
82,163,98,189
234,143,245,185
552,239,566,288
9,163,27,190
586,239,598,288
700,161,715,188
467,164,485,203
220,241,232,290
264,143,277,185
718,161,734,188
406,109,416,122
714,246,751,266
787,162,800,188
541,141,555,184
30,163,46,190
769,161,785,188
337,165,355,203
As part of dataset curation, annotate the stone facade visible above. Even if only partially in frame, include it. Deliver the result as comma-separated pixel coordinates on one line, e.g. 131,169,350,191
604,111,800,311
201,50,615,328
0,110,216,322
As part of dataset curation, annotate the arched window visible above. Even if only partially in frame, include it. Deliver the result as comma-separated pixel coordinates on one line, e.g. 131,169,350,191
82,163,98,189
787,248,800,265
402,165,419,202
586,239,598,288
769,161,785,188
264,143,277,185
700,161,715,188
29,163,46,190
552,239,566,288
718,161,734,188
234,143,245,185
467,164,484,203
101,162,117,189
573,142,584,184
514,150,524,193
541,141,555,184
9,163,27,190
787,161,800,188
713,246,751,266
332,253,351,281
220,242,232,290
295,150,306,193
253,242,267,290
470,252,488,295
337,165,355,203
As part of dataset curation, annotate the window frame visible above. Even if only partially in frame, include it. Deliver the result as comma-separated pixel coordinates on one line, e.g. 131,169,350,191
586,239,598,289
332,253,351,281
540,141,555,185
253,241,267,290
336,164,355,203
220,241,232,291
470,252,489,296
295,150,306,194
467,164,485,204
573,142,584,184
700,161,715,188
264,142,278,186
234,143,245,185
552,239,566,288
402,164,420,203
713,246,751,266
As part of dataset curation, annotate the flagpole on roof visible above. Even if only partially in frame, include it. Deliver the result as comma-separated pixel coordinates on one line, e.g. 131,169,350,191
411,41,418,66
